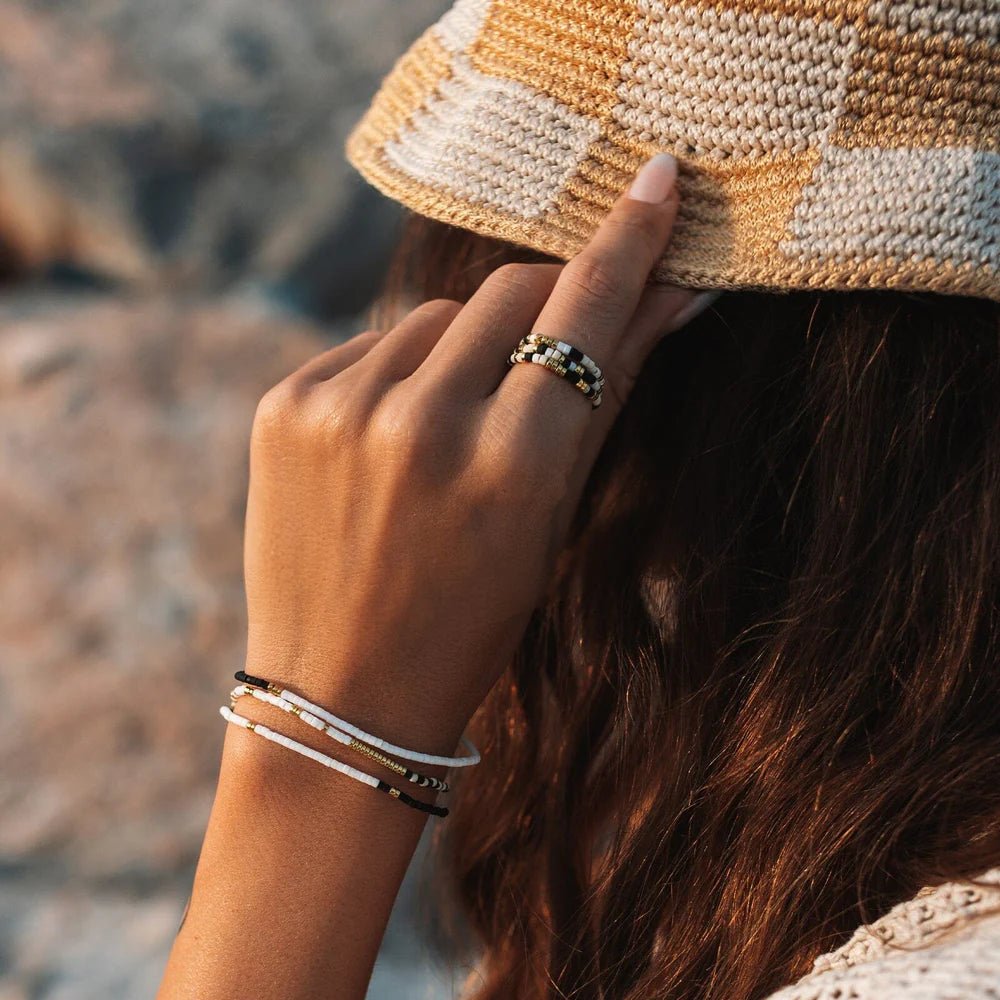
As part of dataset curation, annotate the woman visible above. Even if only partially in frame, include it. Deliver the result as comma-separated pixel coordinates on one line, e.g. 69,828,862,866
157,1,1000,998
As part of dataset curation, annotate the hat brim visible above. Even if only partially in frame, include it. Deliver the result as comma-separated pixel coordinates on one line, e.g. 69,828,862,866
345,7,999,302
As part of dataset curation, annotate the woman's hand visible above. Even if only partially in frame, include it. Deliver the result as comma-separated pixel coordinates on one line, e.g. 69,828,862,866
159,152,702,1000
243,152,696,755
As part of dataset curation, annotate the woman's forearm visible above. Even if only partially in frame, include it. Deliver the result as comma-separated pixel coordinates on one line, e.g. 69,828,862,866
157,690,454,1000
156,152,684,998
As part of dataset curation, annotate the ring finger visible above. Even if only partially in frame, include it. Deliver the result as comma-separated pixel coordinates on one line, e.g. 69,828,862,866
416,263,563,399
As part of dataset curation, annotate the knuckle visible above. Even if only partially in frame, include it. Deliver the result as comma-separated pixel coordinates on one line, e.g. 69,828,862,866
485,261,539,295
252,381,300,439
368,392,445,467
253,378,366,452
368,396,410,450
308,389,365,440
413,297,463,321
254,363,399,462
561,254,622,306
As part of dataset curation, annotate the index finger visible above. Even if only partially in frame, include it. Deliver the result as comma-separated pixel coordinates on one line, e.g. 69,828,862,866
496,152,679,419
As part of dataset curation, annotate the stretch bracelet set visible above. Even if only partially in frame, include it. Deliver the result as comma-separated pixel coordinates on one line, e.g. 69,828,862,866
228,682,450,791
219,670,480,818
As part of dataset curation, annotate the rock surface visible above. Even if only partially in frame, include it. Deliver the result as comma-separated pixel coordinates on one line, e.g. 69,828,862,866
0,293,462,998
0,292,335,874
0,0,448,313
0,2,462,994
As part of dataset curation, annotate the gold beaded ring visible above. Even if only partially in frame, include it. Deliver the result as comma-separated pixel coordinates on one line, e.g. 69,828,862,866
508,335,604,409
522,332,604,385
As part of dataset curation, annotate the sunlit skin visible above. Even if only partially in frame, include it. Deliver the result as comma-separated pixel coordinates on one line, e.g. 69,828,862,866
157,154,701,1000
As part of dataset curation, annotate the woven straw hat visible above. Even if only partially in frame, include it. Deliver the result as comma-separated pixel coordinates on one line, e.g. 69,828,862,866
345,0,998,303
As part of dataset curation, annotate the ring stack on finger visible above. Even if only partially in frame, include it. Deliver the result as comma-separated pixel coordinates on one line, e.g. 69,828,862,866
508,332,605,409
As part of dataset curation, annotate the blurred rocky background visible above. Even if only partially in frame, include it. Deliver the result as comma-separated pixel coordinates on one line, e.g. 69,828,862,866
0,2,464,997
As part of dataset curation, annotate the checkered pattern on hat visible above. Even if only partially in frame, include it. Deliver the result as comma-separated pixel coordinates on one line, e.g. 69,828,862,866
346,0,999,301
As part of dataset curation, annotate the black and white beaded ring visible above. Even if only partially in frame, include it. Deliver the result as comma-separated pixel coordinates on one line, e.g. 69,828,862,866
514,347,602,388
230,683,449,792
219,706,449,818
507,349,603,409
522,332,604,385
518,343,604,391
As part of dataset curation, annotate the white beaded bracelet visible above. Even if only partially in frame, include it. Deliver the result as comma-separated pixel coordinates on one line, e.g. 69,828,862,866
230,684,450,792
219,705,449,818
235,670,480,768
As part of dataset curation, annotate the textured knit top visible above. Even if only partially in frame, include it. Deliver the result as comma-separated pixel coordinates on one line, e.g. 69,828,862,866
455,870,1000,998
345,0,999,303
762,867,1000,999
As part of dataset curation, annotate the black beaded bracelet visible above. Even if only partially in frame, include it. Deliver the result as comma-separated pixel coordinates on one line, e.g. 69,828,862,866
375,780,449,816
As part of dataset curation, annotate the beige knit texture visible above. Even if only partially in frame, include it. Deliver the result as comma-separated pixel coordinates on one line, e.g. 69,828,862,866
765,867,1000,999
452,870,1000,998
345,0,999,302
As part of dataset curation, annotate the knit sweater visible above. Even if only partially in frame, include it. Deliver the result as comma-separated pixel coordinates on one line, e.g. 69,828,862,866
763,867,1000,999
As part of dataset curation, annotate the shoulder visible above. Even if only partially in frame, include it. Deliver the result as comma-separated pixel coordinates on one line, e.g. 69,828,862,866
765,911,1000,1000
765,871,1000,1000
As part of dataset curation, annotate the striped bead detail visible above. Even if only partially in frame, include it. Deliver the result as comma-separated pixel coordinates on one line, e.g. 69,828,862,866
234,670,480,768
516,347,602,387
219,706,449,819
507,349,603,408
230,682,450,793
376,780,449,817
348,737,449,791
523,332,604,381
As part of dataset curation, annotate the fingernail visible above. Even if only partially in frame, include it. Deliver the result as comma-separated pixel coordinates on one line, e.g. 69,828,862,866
628,152,678,204
663,290,722,333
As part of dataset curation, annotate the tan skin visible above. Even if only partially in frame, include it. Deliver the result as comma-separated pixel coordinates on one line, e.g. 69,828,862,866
157,153,699,999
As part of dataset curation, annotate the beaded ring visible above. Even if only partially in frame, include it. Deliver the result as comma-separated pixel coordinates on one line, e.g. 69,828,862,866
230,684,449,792
522,332,605,385
507,349,603,408
513,348,602,388
220,706,449,818
235,671,481,768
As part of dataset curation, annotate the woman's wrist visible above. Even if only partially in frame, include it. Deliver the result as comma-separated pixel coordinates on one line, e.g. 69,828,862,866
225,676,457,795
217,717,442,825
160,721,432,1000
240,644,482,761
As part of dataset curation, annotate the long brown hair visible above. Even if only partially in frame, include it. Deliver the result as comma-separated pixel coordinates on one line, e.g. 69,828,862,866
372,209,1000,1000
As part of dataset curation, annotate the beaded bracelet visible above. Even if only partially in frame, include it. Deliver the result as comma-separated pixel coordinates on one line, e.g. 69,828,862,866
230,684,449,792
220,706,449,818
235,671,480,768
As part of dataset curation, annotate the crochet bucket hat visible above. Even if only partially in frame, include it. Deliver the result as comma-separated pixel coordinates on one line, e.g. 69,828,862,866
345,0,999,303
